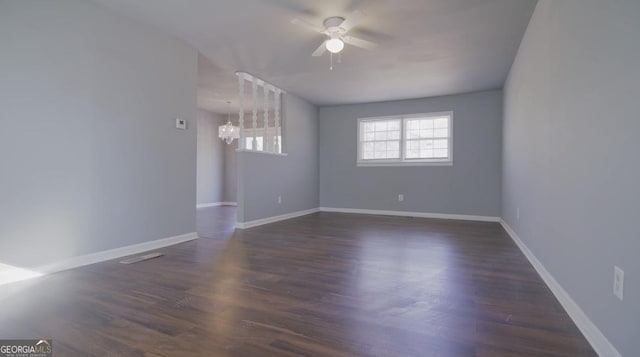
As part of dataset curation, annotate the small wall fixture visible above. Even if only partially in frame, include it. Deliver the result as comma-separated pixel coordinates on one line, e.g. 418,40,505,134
218,101,239,144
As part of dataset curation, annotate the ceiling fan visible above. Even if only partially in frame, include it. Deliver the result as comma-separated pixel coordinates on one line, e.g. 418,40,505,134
291,10,378,69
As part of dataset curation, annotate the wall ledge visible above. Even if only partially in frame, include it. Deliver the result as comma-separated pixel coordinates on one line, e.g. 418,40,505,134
236,149,287,157
196,202,237,208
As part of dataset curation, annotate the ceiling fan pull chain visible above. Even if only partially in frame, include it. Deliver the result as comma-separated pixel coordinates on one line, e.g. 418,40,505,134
330,52,333,71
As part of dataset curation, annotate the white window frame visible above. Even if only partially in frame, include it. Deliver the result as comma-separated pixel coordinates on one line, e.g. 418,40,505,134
357,111,453,167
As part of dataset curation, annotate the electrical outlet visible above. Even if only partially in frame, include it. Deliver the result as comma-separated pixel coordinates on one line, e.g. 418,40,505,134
175,118,186,130
398,194,404,202
277,196,282,204
614,266,624,300
516,207,520,221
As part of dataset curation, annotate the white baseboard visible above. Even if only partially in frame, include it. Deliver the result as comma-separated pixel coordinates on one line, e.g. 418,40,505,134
499,220,621,357
197,202,220,208
318,207,500,222
34,232,199,275
196,202,237,208
236,208,319,229
0,263,44,286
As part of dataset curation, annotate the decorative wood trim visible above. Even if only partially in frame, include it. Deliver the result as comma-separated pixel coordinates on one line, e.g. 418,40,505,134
500,220,622,357
251,79,258,149
235,71,285,154
235,72,287,94
264,86,269,151
238,74,245,150
274,89,281,153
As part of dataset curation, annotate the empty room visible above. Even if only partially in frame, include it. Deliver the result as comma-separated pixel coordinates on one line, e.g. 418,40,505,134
0,0,638,356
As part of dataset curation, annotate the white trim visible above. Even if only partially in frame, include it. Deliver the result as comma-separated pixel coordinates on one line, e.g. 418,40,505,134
236,208,319,229
318,207,499,222
0,263,43,286
197,202,221,208
358,161,453,167
34,232,198,274
357,111,454,122
235,207,498,229
500,220,622,357
196,202,237,208
235,71,287,94
235,148,288,156
357,111,453,167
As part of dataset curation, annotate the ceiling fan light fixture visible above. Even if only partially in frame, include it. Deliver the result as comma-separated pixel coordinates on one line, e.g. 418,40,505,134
325,38,344,54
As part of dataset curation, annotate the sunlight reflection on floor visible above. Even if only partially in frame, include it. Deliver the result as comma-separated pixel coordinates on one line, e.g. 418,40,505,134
0,262,43,286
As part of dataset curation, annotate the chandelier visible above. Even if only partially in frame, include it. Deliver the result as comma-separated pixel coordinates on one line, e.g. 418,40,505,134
218,101,239,144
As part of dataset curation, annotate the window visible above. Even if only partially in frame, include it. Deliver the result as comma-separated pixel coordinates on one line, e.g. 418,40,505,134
360,119,401,160
358,112,452,166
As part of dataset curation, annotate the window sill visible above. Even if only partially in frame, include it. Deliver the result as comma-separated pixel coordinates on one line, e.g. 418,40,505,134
357,160,452,167
236,148,288,157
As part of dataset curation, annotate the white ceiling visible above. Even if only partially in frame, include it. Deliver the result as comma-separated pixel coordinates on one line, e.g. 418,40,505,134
94,0,537,113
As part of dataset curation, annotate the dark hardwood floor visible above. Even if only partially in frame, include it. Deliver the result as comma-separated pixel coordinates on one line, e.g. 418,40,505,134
196,205,237,238
0,209,596,356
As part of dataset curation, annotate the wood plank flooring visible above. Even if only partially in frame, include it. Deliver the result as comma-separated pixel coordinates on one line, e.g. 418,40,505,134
0,209,596,356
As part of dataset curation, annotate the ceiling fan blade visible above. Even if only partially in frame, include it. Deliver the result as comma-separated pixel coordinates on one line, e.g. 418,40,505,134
343,35,377,50
291,18,324,33
312,41,328,56
339,10,365,33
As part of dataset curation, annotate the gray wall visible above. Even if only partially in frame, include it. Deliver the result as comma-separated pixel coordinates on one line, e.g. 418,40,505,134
0,0,197,268
237,94,319,222
319,91,503,217
196,110,224,205
502,1,640,355
223,139,238,203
